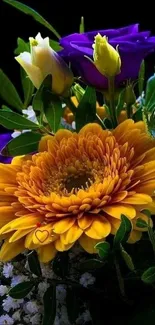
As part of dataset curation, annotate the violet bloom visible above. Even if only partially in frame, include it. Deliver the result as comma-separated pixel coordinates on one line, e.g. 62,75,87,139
59,24,155,89
0,133,12,163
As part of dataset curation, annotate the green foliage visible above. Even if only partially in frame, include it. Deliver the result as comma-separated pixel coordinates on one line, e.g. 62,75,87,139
20,68,34,108
138,60,145,96
113,214,132,248
141,266,155,284
43,285,56,325
52,252,69,278
0,109,39,130
145,74,155,112
75,86,96,131
0,69,23,111
79,259,104,272
9,281,35,299
3,0,61,39
95,241,111,259
120,245,135,271
116,88,126,116
66,287,81,323
14,37,30,55
79,16,85,33
27,251,42,277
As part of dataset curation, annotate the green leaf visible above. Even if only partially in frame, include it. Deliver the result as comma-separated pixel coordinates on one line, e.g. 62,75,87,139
132,107,143,122
141,266,155,284
49,39,62,52
66,287,80,323
43,285,56,325
9,281,34,299
27,251,42,277
79,16,85,33
1,132,42,156
114,214,132,248
3,0,61,39
116,88,126,116
120,246,135,271
20,68,34,108
43,92,64,133
103,117,113,129
136,218,148,228
138,60,145,96
0,110,39,130
0,69,23,111
75,86,96,132
52,252,69,277
79,259,104,272
14,37,30,55
145,74,155,111
95,241,110,259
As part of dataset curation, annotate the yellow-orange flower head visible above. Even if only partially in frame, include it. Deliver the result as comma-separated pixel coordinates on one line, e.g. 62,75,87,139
0,120,155,263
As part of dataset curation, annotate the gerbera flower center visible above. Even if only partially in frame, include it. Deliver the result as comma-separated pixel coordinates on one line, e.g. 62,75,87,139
64,172,93,193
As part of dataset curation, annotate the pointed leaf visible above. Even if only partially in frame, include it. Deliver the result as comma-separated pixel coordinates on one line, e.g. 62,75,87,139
49,39,62,52
43,91,64,133
145,74,155,111
27,251,42,277
0,110,39,130
43,285,56,325
120,246,135,271
66,287,80,323
1,132,42,156
14,37,30,55
136,218,147,228
138,60,145,95
9,281,34,299
20,68,34,108
141,266,155,284
0,69,23,110
75,86,96,131
3,0,61,39
114,214,132,248
95,241,110,259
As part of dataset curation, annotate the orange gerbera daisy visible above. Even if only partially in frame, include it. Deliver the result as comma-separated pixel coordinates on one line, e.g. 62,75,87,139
0,119,155,263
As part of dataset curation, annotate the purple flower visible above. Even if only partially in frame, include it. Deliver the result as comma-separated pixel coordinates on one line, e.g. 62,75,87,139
0,133,12,163
59,24,155,89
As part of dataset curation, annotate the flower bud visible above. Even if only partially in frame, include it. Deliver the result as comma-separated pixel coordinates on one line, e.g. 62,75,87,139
124,84,136,106
93,33,121,77
15,33,74,96
72,83,85,102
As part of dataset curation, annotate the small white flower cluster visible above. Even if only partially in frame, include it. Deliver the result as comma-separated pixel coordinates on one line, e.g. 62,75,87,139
0,246,95,324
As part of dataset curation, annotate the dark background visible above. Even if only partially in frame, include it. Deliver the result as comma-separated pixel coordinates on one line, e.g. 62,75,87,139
1,0,155,87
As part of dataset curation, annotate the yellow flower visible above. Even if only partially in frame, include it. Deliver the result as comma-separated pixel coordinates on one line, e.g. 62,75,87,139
0,120,155,263
93,34,121,77
15,33,73,95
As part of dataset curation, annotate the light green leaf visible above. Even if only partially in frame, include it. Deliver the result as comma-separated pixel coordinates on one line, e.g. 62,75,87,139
116,88,126,116
141,266,155,284
3,0,61,39
79,16,85,33
0,110,39,130
0,69,23,111
20,68,34,108
114,214,132,248
75,86,96,132
136,218,147,228
49,39,62,52
120,245,135,271
138,60,145,96
14,37,30,55
1,132,42,156
95,241,110,259
145,74,155,111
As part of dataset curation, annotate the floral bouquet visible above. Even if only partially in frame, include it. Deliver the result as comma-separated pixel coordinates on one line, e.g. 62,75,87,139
0,0,155,324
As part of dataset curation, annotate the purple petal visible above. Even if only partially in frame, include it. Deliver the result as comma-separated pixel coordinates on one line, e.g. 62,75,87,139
0,133,12,164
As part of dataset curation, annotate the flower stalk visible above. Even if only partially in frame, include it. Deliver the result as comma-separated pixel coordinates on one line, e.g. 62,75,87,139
108,77,118,128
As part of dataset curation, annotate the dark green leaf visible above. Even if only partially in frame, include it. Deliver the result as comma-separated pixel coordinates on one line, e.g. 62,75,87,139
49,39,62,52
145,74,155,111
3,0,61,39
79,16,85,33
1,105,12,112
114,214,132,248
0,110,39,130
9,281,34,299
103,117,113,129
43,91,64,133
132,107,143,122
141,209,151,219
66,287,80,323
95,241,110,259
138,60,145,96
79,259,104,272
1,132,42,156
43,285,56,325
136,218,148,228
116,88,126,116
20,68,34,108
120,246,135,271
14,37,30,55
141,266,155,284
0,69,23,111
75,86,96,131
52,252,69,277
27,251,42,277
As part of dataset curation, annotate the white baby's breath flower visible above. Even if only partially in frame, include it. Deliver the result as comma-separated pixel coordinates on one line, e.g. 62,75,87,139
3,263,13,278
11,275,28,287
12,310,21,321
80,272,96,288
0,314,14,325
2,296,24,312
0,285,8,296
38,281,50,298
25,301,39,314
31,313,41,325
56,285,66,303
40,264,54,279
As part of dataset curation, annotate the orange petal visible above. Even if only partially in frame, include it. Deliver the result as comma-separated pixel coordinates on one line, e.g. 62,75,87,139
37,243,57,263
38,135,53,152
112,191,128,203
121,193,152,205
103,204,136,219
55,129,73,142
52,217,76,234
60,223,83,245
79,123,103,136
79,233,102,254
85,216,111,239
0,238,25,262
127,230,142,243
78,215,93,230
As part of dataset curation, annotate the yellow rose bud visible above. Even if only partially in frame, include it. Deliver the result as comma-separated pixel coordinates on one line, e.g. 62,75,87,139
15,33,74,96
92,33,121,77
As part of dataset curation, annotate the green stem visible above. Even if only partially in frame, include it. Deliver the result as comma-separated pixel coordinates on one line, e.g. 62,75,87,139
108,77,118,128
127,104,132,118
114,257,126,298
